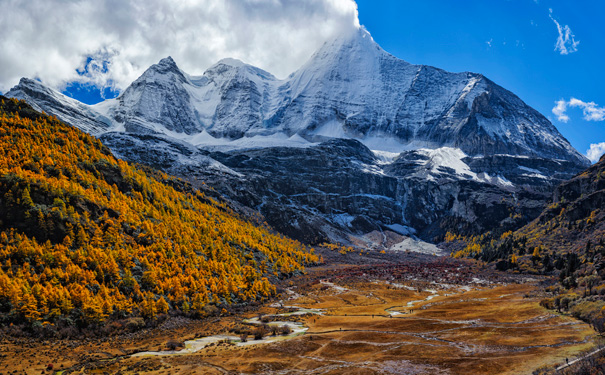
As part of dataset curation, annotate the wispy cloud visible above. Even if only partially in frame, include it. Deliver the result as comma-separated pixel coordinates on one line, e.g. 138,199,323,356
486,39,493,48
549,9,579,55
552,98,605,123
586,143,605,163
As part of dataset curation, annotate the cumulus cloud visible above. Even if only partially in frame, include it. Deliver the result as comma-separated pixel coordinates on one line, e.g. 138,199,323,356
552,98,605,123
552,99,570,123
569,98,605,122
549,9,579,55
0,0,359,94
587,143,605,163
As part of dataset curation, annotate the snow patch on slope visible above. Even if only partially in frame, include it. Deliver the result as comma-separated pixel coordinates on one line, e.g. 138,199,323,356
193,132,316,151
390,236,446,256
407,147,517,188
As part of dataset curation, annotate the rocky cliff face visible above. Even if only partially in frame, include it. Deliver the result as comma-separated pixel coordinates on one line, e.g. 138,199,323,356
206,141,565,243
466,154,605,270
6,27,590,246
95,132,579,244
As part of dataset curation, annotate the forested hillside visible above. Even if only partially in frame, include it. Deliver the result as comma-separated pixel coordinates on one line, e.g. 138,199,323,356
448,155,605,331
449,155,605,272
0,97,318,329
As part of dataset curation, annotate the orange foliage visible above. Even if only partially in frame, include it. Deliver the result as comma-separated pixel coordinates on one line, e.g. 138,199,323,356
0,98,318,324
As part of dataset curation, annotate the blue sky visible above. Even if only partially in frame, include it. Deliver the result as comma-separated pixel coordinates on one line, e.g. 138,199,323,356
355,0,605,162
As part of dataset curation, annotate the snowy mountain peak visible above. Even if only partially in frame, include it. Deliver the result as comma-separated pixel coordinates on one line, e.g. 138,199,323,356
18,77,43,88
320,26,386,57
212,57,247,69
14,77,62,100
157,55,178,67
108,56,200,134
293,26,392,79
131,56,187,86
203,57,278,83
5,28,590,167
10,77,75,114
7,77,111,134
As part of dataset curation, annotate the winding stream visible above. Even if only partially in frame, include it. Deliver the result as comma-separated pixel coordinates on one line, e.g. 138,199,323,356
132,307,324,357
385,289,439,316
132,285,450,358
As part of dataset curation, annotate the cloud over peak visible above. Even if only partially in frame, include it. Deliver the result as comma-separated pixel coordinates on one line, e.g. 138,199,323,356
0,0,360,94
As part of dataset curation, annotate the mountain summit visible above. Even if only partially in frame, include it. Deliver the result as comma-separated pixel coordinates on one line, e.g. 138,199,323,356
6,27,591,243
8,27,588,165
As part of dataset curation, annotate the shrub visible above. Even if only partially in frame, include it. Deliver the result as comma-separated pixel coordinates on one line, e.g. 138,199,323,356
166,340,184,350
280,325,292,335
270,325,279,336
540,298,555,310
253,324,268,340
570,300,605,323
203,304,220,317
125,317,146,332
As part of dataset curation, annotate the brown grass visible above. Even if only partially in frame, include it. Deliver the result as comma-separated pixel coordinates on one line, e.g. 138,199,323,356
0,276,596,374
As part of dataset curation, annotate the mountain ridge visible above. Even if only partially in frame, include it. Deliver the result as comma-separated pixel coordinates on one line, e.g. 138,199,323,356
7,27,589,166
5,26,590,245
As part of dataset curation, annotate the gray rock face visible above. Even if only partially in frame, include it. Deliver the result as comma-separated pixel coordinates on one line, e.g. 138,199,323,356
199,140,571,243
4,27,591,245
91,133,581,244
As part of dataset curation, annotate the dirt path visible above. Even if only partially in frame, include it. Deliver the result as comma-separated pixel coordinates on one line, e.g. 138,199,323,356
555,345,605,371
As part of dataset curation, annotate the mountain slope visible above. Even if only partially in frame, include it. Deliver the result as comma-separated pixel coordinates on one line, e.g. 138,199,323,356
448,151,605,335
516,154,605,256
5,27,590,245
0,97,318,327
450,154,605,272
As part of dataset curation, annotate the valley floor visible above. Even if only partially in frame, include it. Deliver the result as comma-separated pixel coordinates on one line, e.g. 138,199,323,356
0,254,597,374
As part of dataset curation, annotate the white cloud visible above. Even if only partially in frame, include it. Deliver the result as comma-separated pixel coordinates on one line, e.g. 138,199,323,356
549,9,579,55
569,98,605,121
0,0,359,94
552,99,569,122
552,98,605,123
586,143,605,163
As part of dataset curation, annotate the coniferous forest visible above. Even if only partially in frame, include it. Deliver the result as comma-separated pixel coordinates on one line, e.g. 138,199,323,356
0,97,319,331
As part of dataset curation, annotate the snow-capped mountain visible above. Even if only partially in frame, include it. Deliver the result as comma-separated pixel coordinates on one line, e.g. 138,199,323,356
7,77,112,134
12,27,586,165
6,26,591,245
